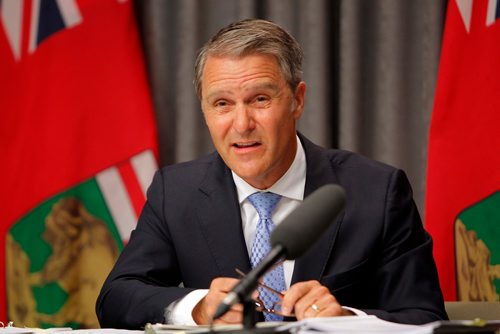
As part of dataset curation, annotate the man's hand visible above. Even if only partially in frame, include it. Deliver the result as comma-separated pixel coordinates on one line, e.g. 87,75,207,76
281,280,354,320
192,277,243,325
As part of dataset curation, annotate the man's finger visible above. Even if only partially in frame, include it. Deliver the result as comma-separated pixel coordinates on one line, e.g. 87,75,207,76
194,277,242,324
214,308,243,325
282,280,345,320
282,280,322,315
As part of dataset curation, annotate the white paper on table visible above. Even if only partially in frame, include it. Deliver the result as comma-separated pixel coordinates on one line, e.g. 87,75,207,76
277,315,435,334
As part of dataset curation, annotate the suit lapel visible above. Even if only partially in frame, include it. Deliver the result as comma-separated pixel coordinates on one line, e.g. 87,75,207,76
291,134,344,284
196,155,252,278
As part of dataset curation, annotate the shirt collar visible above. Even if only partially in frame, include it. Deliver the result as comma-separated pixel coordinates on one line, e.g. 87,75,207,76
232,135,306,203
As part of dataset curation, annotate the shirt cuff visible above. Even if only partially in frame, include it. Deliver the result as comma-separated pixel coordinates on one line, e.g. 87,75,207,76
164,289,208,325
342,306,367,316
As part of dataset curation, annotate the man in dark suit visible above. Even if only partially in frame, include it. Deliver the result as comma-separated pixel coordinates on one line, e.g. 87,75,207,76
96,19,447,329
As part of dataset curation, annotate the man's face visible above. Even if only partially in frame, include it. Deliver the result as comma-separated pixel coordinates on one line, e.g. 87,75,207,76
201,54,306,189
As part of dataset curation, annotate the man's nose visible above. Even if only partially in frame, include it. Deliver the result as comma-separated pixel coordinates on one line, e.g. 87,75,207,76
233,104,255,134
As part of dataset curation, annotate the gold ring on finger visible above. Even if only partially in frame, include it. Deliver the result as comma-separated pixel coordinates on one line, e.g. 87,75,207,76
310,303,320,313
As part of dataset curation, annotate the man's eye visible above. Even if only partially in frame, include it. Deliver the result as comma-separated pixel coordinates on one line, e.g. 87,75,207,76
254,95,270,104
215,100,228,108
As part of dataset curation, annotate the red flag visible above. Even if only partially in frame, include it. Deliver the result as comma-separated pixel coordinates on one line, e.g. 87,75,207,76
0,0,158,327
426,0,500,301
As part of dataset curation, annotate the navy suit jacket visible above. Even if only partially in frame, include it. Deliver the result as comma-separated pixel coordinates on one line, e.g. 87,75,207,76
96,134,447,329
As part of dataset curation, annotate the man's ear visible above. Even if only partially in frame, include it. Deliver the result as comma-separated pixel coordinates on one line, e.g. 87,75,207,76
292,81,306,119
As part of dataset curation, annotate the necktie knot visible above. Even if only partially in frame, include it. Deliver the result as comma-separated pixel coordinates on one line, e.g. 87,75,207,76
248,192,281,220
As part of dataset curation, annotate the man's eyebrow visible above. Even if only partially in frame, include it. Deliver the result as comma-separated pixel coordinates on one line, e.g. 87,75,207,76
205,89,233,102
205,83,280,101
248,82,280,92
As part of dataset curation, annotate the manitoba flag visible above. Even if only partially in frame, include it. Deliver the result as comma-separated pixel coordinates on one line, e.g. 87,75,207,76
426,0,500,301
0,0,158,328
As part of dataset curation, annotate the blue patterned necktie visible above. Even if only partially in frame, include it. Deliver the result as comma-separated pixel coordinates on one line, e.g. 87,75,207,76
248,192,286,321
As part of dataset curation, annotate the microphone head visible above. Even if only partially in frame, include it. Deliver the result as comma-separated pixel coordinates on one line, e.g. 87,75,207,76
271,184,346,260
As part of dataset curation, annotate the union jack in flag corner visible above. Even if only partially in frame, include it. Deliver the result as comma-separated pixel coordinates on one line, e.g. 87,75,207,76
426,0,500,302
0,0,158,327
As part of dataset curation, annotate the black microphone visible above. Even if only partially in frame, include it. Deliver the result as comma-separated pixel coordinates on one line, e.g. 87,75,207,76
212,184,346,321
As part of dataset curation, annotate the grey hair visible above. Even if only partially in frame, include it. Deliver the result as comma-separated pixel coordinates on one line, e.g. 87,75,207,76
194,19,304,99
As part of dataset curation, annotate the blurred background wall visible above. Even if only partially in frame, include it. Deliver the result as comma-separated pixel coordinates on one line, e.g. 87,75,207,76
135,0,447,217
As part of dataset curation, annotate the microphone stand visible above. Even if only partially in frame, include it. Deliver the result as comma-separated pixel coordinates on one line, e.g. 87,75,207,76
211,300,287,334
213,246,286,321
242,298,257,330
210,246,291,334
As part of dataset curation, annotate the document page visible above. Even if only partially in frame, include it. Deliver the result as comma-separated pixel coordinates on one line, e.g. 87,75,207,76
278,315,433,334
278,316,500,334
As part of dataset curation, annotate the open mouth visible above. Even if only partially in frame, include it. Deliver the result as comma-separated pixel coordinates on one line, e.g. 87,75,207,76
233,141,261,149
